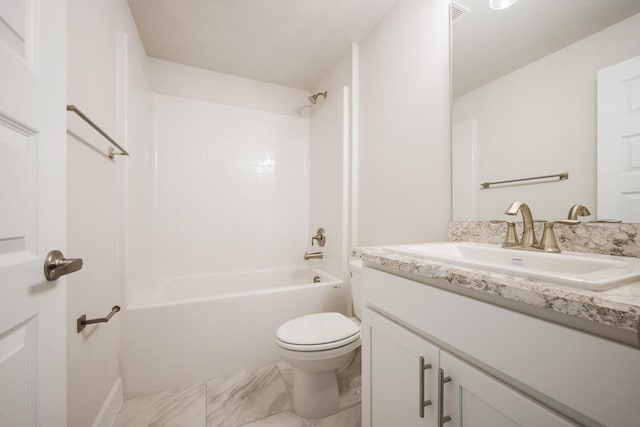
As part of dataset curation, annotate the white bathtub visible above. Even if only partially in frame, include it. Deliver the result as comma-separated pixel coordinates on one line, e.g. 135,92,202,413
120,267,346,397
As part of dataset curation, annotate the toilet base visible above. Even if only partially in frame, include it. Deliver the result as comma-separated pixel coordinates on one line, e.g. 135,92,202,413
292,369,340,419
278,338,360,419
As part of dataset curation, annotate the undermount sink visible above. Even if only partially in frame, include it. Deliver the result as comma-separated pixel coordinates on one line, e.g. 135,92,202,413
384,242,640,291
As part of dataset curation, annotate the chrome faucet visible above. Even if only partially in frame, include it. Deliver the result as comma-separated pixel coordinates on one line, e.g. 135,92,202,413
567,204,591,220
504,201,538,247
304,251,323,260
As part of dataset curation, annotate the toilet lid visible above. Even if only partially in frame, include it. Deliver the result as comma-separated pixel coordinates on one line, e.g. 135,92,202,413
277,312,360,347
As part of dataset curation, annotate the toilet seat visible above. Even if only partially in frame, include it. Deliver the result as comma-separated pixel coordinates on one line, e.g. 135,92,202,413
277,312,360,352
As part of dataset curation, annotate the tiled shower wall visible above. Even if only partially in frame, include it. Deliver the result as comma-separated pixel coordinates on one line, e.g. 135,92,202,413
152,93,310,283
125,58,313,304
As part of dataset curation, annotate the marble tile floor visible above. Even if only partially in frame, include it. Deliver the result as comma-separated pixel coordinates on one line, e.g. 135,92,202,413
114,356,361,427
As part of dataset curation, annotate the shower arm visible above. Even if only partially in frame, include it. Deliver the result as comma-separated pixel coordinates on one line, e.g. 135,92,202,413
308,91,327,104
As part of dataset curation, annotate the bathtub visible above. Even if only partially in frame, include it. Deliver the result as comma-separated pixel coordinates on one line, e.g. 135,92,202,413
120,267,346,397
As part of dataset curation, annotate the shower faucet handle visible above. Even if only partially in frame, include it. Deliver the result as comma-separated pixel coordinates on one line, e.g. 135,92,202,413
311,228,326,247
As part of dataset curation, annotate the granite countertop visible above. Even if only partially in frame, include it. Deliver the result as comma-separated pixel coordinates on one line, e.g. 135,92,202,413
354,245,640,340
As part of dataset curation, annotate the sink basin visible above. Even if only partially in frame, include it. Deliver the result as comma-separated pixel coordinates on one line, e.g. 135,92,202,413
383,242,640,291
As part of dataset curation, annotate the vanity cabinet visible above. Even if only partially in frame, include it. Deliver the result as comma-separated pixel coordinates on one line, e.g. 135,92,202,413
440,351,573,427
361,266,640,427
363,307,573,427
364,307,440,426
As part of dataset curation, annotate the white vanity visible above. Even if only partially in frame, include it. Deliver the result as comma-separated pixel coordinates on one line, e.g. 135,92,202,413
358,242,640,427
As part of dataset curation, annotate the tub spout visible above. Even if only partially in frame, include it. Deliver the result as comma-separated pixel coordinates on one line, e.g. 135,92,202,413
304,251,323,260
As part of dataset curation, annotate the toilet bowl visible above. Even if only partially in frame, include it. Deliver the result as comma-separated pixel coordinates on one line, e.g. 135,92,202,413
276,260,363,419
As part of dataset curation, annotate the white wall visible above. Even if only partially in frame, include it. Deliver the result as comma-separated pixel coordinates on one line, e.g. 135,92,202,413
308,46,354,280
357,0,452,246
66,1,150,426
123,43,154,307
147,57,307,117
453,13,640,221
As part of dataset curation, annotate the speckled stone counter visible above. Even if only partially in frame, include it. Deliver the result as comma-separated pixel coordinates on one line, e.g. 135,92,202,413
353,244,640,345
449,221,640,258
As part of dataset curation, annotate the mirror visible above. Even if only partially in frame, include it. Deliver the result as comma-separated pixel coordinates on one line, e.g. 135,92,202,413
451,0,640,222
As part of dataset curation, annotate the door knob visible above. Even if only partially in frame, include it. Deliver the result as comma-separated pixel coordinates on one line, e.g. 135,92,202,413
44,250,83,281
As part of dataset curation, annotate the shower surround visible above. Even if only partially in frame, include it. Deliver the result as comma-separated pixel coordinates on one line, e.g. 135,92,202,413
122,59,351,398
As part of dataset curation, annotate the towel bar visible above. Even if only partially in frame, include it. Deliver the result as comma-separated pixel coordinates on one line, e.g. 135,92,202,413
67,104,129,159
481,172,568,189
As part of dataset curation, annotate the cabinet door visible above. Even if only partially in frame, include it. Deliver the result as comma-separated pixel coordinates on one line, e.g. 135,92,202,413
362,307,440,427
439,351,575,427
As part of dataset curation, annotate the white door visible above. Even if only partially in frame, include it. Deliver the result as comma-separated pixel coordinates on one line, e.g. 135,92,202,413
440,351,575,427
597,55,640,222
0,1,67,426
362,307,440,427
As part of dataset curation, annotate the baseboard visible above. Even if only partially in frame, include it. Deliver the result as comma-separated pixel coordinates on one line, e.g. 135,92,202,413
91,377,123,427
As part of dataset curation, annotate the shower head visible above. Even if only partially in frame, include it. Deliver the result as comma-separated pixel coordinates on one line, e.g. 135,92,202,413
308,91,327,104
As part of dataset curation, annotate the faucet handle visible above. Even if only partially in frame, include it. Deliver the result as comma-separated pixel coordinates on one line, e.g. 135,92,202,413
490,220,520,248
567,204,592,220
538,220,580,253
311,228,326,247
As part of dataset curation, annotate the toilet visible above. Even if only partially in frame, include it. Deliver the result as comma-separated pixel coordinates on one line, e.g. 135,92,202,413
276,260,363,419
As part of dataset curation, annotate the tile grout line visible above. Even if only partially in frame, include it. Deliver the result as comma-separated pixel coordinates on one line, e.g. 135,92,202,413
275,363,294,400
204,380,208,427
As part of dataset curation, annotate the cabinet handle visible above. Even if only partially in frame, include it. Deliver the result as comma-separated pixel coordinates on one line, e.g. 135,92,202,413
438,368,452,426
419,357,433,418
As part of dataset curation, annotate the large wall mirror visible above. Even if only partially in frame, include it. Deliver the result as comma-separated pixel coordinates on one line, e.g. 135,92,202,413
451,0,640,222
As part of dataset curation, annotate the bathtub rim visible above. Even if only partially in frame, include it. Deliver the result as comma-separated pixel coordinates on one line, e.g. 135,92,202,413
127,266,343,311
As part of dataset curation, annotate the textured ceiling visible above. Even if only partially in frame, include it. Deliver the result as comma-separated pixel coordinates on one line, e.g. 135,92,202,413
128,0,398,90
453,0,640,97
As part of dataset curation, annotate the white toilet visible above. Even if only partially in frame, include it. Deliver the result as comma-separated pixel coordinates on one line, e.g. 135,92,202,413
276,260,363,419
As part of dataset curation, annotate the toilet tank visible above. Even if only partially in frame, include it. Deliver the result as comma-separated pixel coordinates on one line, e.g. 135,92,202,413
349,260,363,320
